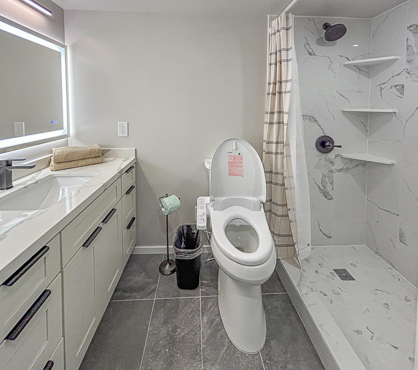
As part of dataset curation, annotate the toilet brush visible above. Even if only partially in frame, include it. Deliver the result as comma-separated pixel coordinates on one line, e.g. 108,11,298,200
158,194,181,275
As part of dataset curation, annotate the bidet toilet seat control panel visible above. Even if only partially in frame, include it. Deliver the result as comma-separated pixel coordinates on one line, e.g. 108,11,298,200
197,196,210,230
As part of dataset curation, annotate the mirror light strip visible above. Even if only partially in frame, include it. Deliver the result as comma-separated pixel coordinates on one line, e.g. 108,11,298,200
19,0,52,16
0,20,68,150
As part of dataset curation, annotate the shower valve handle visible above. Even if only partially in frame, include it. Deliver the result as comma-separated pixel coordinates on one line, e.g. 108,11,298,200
325,142,342,149
316,135,342,154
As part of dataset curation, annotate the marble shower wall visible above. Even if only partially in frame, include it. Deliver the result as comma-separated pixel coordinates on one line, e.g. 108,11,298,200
366,0,418,287
294,16,370,247
295,1,418,287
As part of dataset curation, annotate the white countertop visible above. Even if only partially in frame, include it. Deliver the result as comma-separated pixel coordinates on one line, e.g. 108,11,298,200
0,150,135,284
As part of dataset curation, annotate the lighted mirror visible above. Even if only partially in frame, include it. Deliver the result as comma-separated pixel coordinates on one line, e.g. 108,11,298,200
0,17,68,152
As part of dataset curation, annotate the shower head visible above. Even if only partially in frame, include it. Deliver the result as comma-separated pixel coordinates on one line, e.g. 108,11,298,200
322,22,347,42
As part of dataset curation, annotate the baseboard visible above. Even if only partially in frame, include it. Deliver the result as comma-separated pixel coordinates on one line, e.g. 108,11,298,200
133,245,212,255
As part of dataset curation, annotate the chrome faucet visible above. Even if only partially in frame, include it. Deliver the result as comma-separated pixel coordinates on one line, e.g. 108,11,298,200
0,159,36,190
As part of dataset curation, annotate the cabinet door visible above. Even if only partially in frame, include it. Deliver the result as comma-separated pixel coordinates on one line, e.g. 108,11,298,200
63,246,96,370
0,274,62,370
94,201,121,320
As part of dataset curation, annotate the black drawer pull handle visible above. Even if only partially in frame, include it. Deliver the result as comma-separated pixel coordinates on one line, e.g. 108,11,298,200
43,361,54,370
6,289,51,341
125,165,134,173
126,217,136,230
3,246,50,287
125,185,135,195
102,208,116,224
82,227,102,248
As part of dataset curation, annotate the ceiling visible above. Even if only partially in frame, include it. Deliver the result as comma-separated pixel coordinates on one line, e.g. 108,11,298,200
289,0,408,18
50,0,290,15
51,0,408,19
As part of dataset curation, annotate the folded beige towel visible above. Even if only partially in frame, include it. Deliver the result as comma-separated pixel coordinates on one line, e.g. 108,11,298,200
52,144,102,163
50,156,103,171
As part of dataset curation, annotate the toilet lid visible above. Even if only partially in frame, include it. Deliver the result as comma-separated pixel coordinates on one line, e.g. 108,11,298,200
210,138,266,203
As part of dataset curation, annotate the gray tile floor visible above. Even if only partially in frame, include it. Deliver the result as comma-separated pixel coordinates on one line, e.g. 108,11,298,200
80,254,324,370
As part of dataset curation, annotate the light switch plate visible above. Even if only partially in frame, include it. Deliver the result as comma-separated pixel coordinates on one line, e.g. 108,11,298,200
14,122,25,137
118,122,129,137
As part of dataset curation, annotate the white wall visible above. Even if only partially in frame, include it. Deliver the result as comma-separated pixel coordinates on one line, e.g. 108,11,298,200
65,10,267,246
0,0,64,42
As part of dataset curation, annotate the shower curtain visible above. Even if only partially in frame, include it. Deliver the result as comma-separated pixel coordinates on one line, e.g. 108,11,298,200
263,13,311,260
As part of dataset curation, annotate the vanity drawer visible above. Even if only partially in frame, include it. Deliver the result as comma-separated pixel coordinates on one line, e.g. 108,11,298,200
0,234,60,341
0,273,62,370
121,182,136,228
62,178,121,266
121,164,135,195
43,338,65,370
122,216,136,267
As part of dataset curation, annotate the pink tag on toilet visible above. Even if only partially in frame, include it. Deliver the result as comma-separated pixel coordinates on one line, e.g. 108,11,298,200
228,154,244,177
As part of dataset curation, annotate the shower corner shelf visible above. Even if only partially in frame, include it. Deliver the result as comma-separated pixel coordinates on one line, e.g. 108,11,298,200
342,108,398,113
340,153,395,165
343,56,400,67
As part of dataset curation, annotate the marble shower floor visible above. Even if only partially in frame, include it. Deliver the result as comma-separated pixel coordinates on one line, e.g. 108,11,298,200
80,254,324,370
286,245,417,370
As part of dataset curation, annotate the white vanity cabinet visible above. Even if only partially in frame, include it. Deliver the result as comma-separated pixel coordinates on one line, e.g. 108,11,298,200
62,164,136,370
0,160,137,370
0,234,63,370
121,165,137,267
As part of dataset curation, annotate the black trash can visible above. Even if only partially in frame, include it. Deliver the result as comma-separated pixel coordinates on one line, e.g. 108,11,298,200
173,225,202,290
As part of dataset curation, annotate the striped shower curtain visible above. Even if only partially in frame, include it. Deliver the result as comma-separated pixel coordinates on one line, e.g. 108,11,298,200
263,13,298,259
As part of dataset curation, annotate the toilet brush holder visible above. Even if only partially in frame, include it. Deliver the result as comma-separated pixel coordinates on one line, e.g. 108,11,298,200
158,194,178,276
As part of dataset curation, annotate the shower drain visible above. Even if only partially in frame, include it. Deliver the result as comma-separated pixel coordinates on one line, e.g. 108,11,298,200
333,269,355,281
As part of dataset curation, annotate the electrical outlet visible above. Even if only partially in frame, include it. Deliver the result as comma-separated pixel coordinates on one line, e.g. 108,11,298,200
118,122,129,137
14,122,25,137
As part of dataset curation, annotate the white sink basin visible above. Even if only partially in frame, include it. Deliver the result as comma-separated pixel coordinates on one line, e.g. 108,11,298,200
0,175,92,211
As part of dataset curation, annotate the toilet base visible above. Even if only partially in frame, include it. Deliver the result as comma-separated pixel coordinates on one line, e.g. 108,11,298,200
218,268,266,354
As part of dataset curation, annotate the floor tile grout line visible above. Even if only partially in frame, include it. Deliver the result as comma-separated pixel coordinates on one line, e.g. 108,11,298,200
199,259,204,370
109,293,290,301
111,298,155,302
199,291,204,370
139,265,162,370
155,296,200,300
260,350,266,370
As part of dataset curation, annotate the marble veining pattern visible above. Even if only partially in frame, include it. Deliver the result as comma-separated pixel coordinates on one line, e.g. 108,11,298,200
295,16,370,246
366,0,418,287
300,246,417,370
296,2,418,287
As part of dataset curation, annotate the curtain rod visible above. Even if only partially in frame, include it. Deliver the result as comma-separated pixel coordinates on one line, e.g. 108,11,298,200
269,0,298,23
284,0,298,14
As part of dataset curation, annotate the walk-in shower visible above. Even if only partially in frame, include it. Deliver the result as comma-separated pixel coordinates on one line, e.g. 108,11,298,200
273,0,418,369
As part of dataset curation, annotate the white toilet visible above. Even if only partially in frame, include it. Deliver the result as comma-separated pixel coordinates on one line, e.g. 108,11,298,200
197,138,276,354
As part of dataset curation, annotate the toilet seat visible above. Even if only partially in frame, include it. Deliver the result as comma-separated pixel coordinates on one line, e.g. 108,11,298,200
210,205,273,266
208,138,274,267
